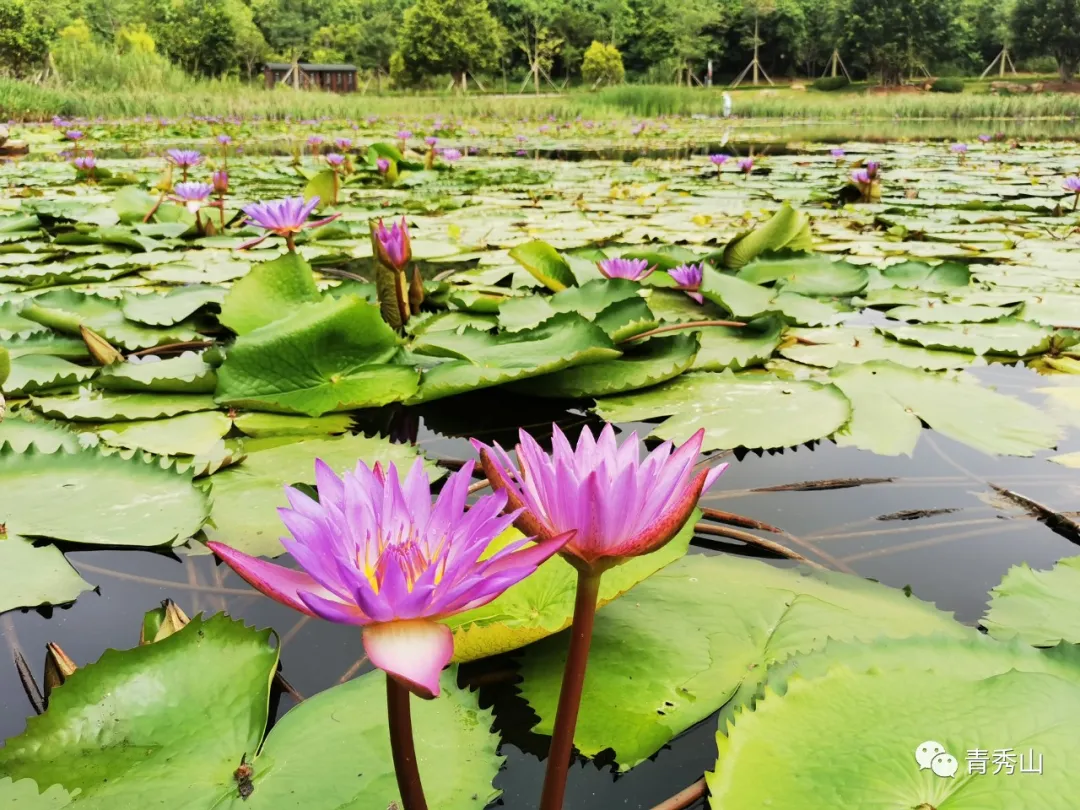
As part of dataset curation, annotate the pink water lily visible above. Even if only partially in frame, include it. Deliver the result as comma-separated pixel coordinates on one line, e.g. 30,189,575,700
668,263,705,304
240,195,340,250
208,458,571,698
375,217,411,270
475,423,725,572
597,257,653,281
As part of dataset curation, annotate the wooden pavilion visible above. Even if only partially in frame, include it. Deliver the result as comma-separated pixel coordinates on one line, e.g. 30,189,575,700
264,63,358,93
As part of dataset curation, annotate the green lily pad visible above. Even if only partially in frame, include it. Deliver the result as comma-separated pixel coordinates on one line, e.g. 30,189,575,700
594,370,851,451
20,289,201,350
781,326,974,370
1020,293,1080,328
218,253,322,335
0,533,94,614
718,204,812,269
517,553,967,770
215,296,417,416
0,333,89,360
829,361,1059,456
877,319,1059,357
96,352,216,394
2,355,95,396
0,615,279,808
884,302,1017,323
122,285,225,326
245,668,502,810
509,334,699,399
508,240,577,291
232,412,353,438
201,433,438,558
0,301,48,339
30,392,218,422
693,316,784,371
982,556,1080,646
707,644,1080,807
93,411,233,456
0,412,82,453
737,255,868,297
0,445,209,547
407,313,620,404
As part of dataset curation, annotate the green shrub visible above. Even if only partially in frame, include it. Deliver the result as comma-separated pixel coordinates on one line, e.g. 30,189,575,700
812,76,851,91
931,77,965,93
582,41,625,88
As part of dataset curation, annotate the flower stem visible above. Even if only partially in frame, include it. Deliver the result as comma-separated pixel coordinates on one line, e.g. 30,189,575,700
538,570,603,810
386,675,428,810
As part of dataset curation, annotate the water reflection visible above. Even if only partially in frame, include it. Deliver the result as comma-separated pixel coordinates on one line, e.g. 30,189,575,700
2,371,1078,808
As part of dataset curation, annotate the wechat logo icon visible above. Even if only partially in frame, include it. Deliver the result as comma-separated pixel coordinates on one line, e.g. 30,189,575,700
916,741,958,778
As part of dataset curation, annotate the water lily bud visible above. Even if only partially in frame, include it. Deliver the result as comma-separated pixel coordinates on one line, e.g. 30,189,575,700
43,642,77,703
409,266,425,314
140,599,191,645
80,325,124,366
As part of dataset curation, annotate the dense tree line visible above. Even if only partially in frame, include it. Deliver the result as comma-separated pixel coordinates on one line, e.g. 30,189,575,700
3,0,1080,87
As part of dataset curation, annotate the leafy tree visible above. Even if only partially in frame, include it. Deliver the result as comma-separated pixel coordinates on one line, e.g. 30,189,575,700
310,0,405,86
116,22,156,53
397,0,505,89
250,0,325,60
581,40,625,85
154,0,239,76
1011,0,1080,80
0,0,54,77
843,0,962,84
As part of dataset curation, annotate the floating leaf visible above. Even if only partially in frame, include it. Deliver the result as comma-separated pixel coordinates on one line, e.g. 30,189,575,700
884,302,1017,323
0,615,278,807
878,319,1060,357
781,326,974,370
594,370,851,451
983,556,1080,646
829,360,1059,456
508,240,577,292
693,316,783,371
218,253,322,335
0,412,81,453
510,334,699,398
96,352,216,394
719,204,812,269
31,392,218,422
93,411,233,456
517,553,966,770
216,296,417,416
3,355,95,396
407,313,620,404
737,255,868,297
0,445,209,547
232,412,353,438
0,534,94,614
122,285,225,327
707,639,1080,808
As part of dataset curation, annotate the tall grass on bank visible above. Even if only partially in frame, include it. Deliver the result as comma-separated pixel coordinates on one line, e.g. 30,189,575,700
5,76,1080,122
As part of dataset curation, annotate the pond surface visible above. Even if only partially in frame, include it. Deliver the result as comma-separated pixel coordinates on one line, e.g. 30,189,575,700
2,120,1080,808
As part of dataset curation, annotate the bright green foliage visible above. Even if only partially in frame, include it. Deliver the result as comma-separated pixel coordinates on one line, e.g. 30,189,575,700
1012,0,1080,80
581,41,625,86
218,253,322,336
0,0,54,77
517,553,968,769
842,0,964,84
708,637,1080,807
215,296,417,416
0,533,93,614
397,0,504,85
0,445,209,547
508,240,577,291
983,556,1080,646
0,616,278,807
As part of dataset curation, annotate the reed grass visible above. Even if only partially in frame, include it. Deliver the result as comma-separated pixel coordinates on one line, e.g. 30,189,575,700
4,75,1080,122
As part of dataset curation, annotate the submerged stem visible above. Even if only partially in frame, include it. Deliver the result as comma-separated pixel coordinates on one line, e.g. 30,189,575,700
538,569,603,810
386,675,428,810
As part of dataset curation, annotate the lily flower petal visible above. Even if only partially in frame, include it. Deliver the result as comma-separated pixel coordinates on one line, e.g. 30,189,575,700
363,619,454,699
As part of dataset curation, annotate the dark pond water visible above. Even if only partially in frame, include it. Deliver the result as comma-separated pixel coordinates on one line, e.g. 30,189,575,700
1,362,1076,809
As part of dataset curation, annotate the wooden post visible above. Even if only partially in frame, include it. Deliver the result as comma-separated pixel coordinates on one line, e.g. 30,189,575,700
753,16,760,86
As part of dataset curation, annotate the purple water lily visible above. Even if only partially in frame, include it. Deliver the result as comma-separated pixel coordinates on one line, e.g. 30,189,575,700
326,153,345,168
425,136,438,147
377,157,391,174
851,169,872,185
1064,176,1080,209
397,129,413,141
207,458,571,698
335,138,352,151
951,143,968,154
64,130,84,142
171,181,213,213
240,196,341,250
709,154,729,166
978,134,991,143
597,257,653,281
668,263,705,304
308,135,323,149
441,148,462,162
217,134,232,145
72,155,96,171
831,148,845,159
166,149,202,168
738,157,754,176
375,217,411,270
